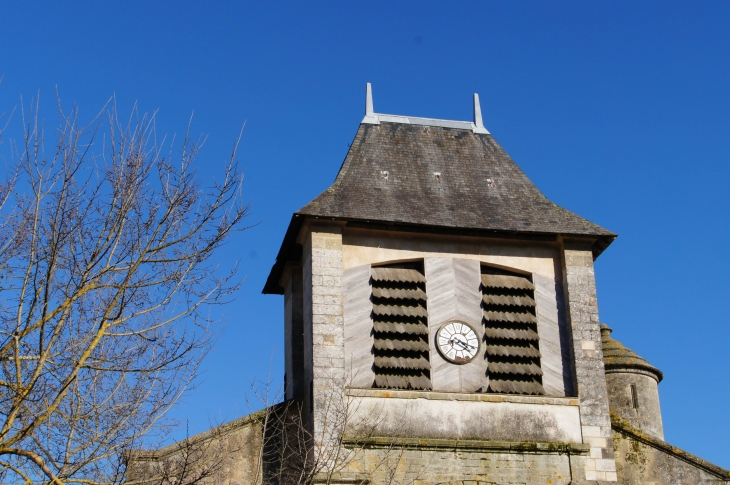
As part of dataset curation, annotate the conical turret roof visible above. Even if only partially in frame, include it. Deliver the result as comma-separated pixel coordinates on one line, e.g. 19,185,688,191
601,324,663,383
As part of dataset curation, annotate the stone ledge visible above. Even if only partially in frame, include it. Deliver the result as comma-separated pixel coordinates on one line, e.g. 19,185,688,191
347,387,579,406
312,474,369,484
342,435,590,454
568,481,619,485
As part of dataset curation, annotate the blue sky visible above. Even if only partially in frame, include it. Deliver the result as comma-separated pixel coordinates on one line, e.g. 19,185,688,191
2,0,729,468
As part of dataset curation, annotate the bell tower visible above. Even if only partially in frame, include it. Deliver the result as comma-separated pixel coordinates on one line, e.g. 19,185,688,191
264,84,620,484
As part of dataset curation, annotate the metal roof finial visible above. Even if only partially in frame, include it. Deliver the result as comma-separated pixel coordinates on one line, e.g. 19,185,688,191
472,93,489,134
362,83,380,124
366,83,374,116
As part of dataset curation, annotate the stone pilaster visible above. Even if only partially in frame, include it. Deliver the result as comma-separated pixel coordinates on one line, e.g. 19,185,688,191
562,243,618,483
303,225,345,457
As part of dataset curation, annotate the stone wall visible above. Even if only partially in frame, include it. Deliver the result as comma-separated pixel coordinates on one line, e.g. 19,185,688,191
326,439,587,485
606,371,663,440
125,412,265,485
125,407,730,485
561,243,618,482
612,420,730,485
304,224,347,453
345,389,582,444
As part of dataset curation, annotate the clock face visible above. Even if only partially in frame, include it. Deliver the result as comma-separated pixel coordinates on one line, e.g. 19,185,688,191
436,322,480,364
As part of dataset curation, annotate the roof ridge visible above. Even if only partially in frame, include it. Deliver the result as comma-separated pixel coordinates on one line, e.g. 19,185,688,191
361,83,489,134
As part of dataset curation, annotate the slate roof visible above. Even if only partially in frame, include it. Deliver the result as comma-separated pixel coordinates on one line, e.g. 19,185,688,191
300,122,613,237
264,120,616,294
601,324,663,383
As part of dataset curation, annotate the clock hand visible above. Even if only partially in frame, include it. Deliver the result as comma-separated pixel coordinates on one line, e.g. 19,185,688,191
450,339,475,351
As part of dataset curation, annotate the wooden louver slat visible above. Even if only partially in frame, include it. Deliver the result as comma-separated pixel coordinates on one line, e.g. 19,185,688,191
485,344,542,359
483,310,538,324
372,287,427,301
374,339,430,352
371,264,431,390
487,361,543,376
484,327,540,341
481,274,535,290
482,266,544,396
371,268,427,284
373,374,431,390
482,294,536,307
372,321,429,335
486,379,544,395
373,304,429,318
374,356,431,370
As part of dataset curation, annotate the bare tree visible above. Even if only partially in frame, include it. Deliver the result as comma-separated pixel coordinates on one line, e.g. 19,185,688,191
250,370,427,485
0,94,248,485
124,418,253,485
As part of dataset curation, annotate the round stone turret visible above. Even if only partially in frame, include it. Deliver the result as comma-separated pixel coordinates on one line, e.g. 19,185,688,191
601,324,664,440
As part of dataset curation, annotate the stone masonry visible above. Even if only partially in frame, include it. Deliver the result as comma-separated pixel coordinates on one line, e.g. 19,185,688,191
336,443,581,485
303,224,346,453
562,243,617,482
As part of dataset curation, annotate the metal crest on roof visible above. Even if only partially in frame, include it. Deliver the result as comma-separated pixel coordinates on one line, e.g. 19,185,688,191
362,83,490,134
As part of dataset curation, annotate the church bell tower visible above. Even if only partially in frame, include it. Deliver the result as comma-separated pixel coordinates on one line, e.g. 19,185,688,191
264,84,620,484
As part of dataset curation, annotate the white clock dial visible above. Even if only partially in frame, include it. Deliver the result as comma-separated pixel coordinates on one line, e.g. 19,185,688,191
436,322,480,364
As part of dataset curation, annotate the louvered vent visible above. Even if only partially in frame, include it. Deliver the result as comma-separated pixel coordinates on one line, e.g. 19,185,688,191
481,266,544,395
371,264,431,390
